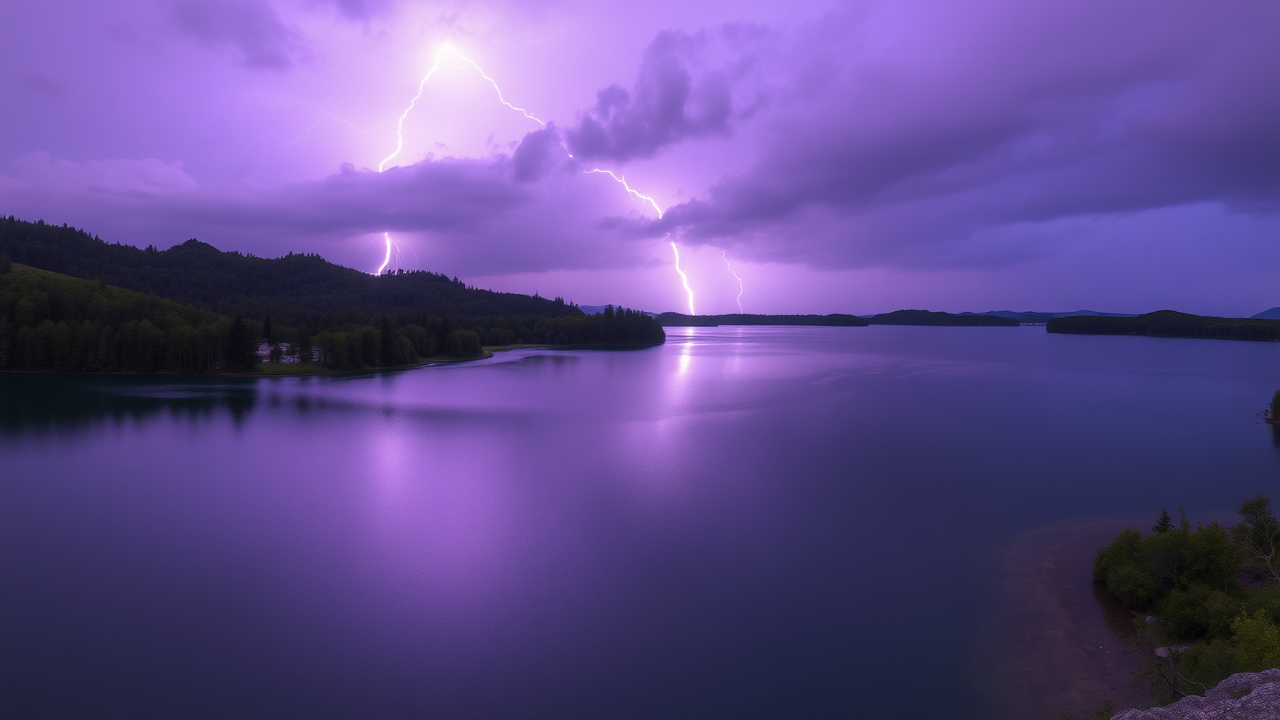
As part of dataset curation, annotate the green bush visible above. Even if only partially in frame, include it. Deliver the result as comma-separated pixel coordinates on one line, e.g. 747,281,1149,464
444,329,482,358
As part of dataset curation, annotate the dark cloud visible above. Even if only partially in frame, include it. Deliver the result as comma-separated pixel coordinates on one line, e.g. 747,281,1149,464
651,1,1280,269
511,124,564,183
325,0,393,20
564,30,733,163
0,150,660,276
167,0,311,70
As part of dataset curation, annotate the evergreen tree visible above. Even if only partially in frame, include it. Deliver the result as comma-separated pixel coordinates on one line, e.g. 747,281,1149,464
225,314,258,371
262,314,273,344
379,315,396,366
1154,509,1173,534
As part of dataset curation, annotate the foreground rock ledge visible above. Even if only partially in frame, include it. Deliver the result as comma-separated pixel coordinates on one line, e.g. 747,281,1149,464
1113,669,1280,720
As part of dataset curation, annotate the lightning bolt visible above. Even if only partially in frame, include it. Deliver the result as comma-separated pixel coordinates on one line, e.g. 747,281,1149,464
376,232,393,276
375,44,550,275
722,250,743,313
374,42,698,313
588,169,701,315
379,43,544,173
585,169,664,218
671,242,695,315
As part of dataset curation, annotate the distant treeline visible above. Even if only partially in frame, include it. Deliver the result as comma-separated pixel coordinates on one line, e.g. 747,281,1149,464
314,306,664,370
0,260,664,373
0,216,582,326
866,310,1019,326
657,313,867,327
1048,311,1280,342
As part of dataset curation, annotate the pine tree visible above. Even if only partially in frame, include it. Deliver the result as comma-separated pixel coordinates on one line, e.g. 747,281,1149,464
1154,509,1173,534
225,314,258,372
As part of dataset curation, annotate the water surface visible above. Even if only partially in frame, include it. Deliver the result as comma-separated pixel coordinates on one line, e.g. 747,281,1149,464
3,326,1279,718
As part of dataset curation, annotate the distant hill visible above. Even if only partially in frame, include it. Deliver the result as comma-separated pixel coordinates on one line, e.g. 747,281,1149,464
657,313,868,327
583,305,658,318
0,217,582,326
867,310,1018,327
973,310,1135,324
1047,310,1280,341
1252,308,1280,320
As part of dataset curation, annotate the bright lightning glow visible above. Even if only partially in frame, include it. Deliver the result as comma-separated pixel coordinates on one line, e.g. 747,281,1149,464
376,232,393,276
373,42,699,312
671,242,695,315
374,44,551,275
379,44,544,173
722,251,744,313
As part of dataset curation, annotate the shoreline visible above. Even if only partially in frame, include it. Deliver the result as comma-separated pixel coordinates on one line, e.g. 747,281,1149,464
978,518,1154,720
0,341,666,380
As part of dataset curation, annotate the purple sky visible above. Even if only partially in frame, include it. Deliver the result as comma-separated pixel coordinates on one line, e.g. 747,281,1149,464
2,1,1278,315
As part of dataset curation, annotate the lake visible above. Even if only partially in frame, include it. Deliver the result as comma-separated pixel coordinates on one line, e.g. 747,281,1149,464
3,326,1279,719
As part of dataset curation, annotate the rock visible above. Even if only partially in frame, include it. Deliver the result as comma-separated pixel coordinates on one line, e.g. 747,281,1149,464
1112,669,1280,719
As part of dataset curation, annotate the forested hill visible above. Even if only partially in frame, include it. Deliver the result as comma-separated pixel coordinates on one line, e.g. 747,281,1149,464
1047,310,1280,341
0,217,582,325
867,310,1019,326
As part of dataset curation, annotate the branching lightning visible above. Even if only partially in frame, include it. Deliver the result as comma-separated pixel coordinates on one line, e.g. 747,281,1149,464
373,42,698,313
379,44,544,174
722,251,743,313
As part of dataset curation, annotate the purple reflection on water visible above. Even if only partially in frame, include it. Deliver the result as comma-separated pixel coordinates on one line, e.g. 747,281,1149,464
3,327,1280,718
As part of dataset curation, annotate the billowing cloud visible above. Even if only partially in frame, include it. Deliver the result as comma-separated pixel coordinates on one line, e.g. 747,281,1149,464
653,1,1280,270
564,30,734,163
166,0,311,70
0,150,663,276
4,0,1280,314
511,124,564,183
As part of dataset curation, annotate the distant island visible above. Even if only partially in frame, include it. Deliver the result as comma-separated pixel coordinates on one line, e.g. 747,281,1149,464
867,309,1019,326
0,217,664,374
1047,310,1280,342
657,313,867,327
656,309,1023,327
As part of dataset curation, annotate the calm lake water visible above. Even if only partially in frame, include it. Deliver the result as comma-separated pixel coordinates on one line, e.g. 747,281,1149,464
3,326,1280,719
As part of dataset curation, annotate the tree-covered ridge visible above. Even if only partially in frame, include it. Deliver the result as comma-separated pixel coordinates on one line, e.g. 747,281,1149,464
1094,498,1280,701
0,262,233,372
656,313,868,327
0,259,664,373
1048,311,1280,342
0,216,582,325
866,309,1020,326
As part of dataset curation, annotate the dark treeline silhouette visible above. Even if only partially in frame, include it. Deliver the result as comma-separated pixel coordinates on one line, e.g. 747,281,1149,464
0,216,582,324
2,260,664,373
657,313,868,327
312,306,666,369
1,262,234,372
1048,310,1280,342
866,309,1019,326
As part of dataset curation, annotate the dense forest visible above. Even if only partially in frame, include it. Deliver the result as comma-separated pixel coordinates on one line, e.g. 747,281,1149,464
0,262,236,372
656,313,868,327
1,258,664,373
1094,499,1280,701
0,216,582,325
866,309,1019,326
1048,311,1280,341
